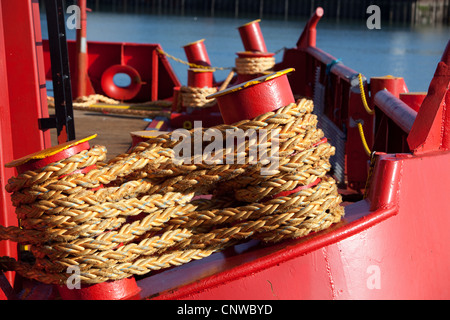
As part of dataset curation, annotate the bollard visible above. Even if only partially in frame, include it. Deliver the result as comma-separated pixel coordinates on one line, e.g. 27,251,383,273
235,51,276,83
237,19,267,53
6,135,141,300
10,135,97,175
187,68,214,88
208,68,295,125
183,39,212,68
235,20,275,84
370,75,409,102
399,92,427,112
208,67,322,197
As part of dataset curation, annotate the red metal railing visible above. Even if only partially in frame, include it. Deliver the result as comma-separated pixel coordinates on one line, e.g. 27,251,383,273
275,7,373,191
372,90,417,154
275,7,447,191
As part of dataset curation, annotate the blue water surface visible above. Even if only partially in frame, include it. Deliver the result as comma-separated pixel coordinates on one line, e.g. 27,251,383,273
41,11,449,92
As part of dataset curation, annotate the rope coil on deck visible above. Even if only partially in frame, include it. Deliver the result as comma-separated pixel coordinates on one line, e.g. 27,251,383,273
0,98,344,285
47,95,173,117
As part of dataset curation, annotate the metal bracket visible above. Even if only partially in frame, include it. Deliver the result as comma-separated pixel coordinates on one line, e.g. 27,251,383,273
44,0,75,143
38,115,57,131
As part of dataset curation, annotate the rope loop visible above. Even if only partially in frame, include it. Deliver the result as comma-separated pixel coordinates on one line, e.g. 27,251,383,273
180,86,218,108
235,56,275,75
0,98,344,285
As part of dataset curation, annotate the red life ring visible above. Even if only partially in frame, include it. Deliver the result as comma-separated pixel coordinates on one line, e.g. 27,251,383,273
101,64,142,101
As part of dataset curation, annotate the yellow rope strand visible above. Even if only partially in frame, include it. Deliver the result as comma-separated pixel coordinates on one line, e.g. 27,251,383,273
156,47,285,72
356,121,372,156
156,48,233,71
358,73,374,115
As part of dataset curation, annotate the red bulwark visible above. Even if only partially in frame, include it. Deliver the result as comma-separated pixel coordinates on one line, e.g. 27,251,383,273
0,0,53,285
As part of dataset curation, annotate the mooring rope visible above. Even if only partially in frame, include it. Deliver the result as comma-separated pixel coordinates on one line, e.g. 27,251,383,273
180,86,218,108
0,98,344,285
47,95,173,117
235,56,276,75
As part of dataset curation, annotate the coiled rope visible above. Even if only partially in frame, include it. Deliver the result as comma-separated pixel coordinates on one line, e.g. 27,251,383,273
0,98,344,285
180,86,218,108
47,95,172,117
235,56,275,75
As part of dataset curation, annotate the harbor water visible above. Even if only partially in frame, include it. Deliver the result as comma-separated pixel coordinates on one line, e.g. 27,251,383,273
41,11,450,92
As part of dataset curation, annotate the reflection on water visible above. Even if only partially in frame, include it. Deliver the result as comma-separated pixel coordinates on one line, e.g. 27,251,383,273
41,12,449,92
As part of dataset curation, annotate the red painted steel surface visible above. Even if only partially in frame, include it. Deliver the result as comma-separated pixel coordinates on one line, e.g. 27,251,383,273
237,19,268,53
370,76,409,100
101,64,142,101
15,141,90,174
0,0,54,287
58,277,141,300
400,92,426,112
43,40,181,102
144,149,450,300
210,69,295,124
1,0,52,158
408,41,450,154
346,87,373,190
140,40,450,300
0,4,18,287
1,3,449,300
183,39,212,67
187,68,214,88
170,105,224,129
75,0,94,98
297,7,324,49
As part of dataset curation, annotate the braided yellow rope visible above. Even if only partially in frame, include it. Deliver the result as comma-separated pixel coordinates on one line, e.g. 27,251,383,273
235,56,276,75
358,73,374,115
356,121,372,156
180,86,218,108
47,95,172,117
0,98,344,285
156,48,233,71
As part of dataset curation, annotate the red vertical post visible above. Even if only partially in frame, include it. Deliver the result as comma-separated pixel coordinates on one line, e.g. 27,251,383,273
237,19,268,53
187,68,214,88
183,39,212,67
1,0,53,285
151,48,159,101
1,0,52,159
0,3,18,286
296,7,324,49
76,0,87,98
407,40,450,154
369,75,409,102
